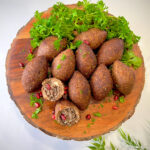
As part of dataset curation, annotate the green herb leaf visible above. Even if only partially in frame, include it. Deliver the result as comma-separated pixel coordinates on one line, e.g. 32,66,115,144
108,89,113,97
87,123,91,128
93,112,102,117
30,0,140,56
118,128,147,150
77,1,84,6
29,94,43,119
92,118,96,123
82,53,87,58
61,54,66,61
121,50,142,69
69,40,83,50
57,64,61,69
100,104,104,108
75,40,83,47
119,96,125,103
26,53,35,61
88,146,96,150
32,113,38,119
88,136,105,150
80,90,83,94
54,39,61,51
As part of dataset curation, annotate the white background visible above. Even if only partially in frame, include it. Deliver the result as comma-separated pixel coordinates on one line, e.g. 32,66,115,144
0,0,150,149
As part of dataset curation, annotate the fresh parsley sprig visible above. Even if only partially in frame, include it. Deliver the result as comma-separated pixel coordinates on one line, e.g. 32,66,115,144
118,128,147,150
26,53,35,61
121,50,142,69
68,40,83,50
30,0,140,55
30,94,43,119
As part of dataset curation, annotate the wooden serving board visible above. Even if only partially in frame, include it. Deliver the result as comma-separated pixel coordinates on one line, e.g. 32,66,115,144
6,4,145,141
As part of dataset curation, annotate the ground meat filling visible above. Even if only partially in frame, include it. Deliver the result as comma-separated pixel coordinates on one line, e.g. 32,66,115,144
59,108,77,126
42,79,64,101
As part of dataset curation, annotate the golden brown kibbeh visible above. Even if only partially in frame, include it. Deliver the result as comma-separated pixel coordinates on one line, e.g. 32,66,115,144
97,38,124,65
21,56,48,92
68,71,91,110
52,49,75,81
90,64,113,100
76,43,97,78
112,60,135,95
37,36,67,61
74,28,107,49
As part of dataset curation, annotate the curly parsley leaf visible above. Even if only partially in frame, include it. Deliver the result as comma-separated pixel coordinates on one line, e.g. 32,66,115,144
119,96,125,103
30,0,140,51
68,40,83,50
61,54,66,61
121,50,142,69
26,53,35,61
54,38,61,51
57,64,61,69
30,0,141,68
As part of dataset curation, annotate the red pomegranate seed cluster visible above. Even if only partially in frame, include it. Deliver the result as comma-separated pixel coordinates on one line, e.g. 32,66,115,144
64,86,68,95
52,114,55,120
39,91,42,97
83,40,90,45
19,62,24,68
112,106,118,110
46,84,51,90
61,114,66,120
35,102,40,108
86,114,91,120
112,90,121,110
36,93,40,99
52,111,55,120
36,91,43,99
114,95,119,101
29,48,33,54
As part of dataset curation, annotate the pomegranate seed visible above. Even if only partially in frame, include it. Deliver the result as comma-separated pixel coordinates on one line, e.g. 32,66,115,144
36,93,40,99
46,84,51,90
65,87,68,90
52,114,55,120
114,95,119,101
61,114,66,120
35,102,40,108
19,62,24,68
86,114,91,120
112,106,118,110
29,48,33,54
64,90,67,94
39,91,43,97
83,40,90,45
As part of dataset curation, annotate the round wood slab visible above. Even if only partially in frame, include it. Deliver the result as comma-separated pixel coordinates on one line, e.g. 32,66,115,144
6,4,145,141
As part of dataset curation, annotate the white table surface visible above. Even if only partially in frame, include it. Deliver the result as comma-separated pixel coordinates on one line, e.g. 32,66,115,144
0,0,150,149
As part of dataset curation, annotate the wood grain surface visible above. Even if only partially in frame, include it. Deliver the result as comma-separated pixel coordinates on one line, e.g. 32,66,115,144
6,4,145,141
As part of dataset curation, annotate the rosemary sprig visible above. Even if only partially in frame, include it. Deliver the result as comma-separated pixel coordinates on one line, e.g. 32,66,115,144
118,128,147,150
110,142,118,150
88,136,118,150
88,136,105,150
